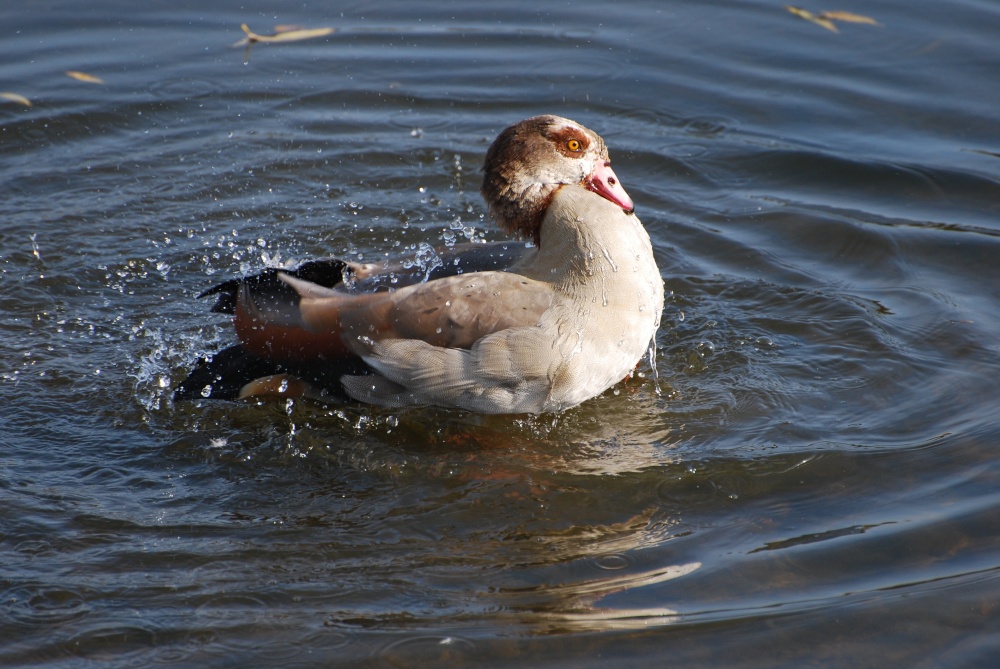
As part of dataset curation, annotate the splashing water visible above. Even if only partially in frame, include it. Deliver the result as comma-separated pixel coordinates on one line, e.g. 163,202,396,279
401,241,444,282
647,342,661,396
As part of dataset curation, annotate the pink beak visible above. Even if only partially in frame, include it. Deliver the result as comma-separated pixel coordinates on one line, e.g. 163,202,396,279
586,160,635,213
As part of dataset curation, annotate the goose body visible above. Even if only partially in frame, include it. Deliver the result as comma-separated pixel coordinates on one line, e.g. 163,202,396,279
178,115,663,414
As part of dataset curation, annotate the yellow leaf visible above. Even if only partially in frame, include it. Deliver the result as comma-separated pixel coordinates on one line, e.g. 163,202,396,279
785,5,839,32
819,11,880,26
1,92,32,107
239,23,334,44
65,70,104,84
264,27,335,42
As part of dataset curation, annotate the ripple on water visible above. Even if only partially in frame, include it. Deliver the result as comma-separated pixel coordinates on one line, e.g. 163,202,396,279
193,594,271,623
147,77,225,100
525,55,622,85
12,538,57,558
656,471,721,509
681,115,735,138
3,583,92,626
148,644,196,665
67,624,159,662
378,635,478,668
667,142,712,159
185,596,334,662
655,462,768,508
249,640,310,663
593,553,632,571
556,28,598,41
387,108,454,133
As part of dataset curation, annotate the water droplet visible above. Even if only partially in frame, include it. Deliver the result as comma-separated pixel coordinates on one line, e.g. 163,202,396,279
601,246,618,272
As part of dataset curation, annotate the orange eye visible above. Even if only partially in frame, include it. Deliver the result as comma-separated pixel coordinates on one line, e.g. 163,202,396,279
566,139,582,152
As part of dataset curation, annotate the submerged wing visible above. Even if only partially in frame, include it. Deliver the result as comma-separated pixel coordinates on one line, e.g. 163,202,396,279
174,343,369,400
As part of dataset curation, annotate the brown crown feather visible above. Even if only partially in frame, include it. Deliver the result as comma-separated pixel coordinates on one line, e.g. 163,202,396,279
480,116,607,246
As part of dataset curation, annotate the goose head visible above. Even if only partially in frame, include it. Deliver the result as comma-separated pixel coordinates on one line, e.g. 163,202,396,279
480,115,634,244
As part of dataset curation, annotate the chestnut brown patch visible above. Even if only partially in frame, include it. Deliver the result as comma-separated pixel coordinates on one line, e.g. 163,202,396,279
480,115,609,246
481,117,557,244
548,126,591,158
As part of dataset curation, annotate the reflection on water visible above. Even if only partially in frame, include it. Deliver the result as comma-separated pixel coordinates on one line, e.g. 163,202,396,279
3,0,1000,666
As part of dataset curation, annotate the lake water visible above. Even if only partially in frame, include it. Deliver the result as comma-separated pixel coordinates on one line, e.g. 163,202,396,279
3,1,1000,666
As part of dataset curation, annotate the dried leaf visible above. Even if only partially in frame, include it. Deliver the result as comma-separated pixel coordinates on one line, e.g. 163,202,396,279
819,10,880,25
785,5,839,32
238,23,334,44
65,70,104,84
264,27,334,42
964,148,1000,160
0,92,32,107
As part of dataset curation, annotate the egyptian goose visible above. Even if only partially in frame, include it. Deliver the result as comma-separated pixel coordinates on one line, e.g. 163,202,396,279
177,115,664,414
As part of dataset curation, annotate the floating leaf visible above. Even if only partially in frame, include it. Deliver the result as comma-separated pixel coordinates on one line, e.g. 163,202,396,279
819,10,880,25
65,70,104,84
964,148,1000,160
785,6,839,32
236,23,334,45
0,92,32,107
786,6,881,31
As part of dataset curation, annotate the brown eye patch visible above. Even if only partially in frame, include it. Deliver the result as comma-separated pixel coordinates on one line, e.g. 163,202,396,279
549,126,590,157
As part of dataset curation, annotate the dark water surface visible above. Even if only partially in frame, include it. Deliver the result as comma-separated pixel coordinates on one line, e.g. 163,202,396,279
3,1,1000,666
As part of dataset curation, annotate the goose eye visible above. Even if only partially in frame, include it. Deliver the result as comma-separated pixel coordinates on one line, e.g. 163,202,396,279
566,139,582,152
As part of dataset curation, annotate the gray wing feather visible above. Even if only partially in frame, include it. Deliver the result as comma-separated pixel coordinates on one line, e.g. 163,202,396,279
341,325,560,414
